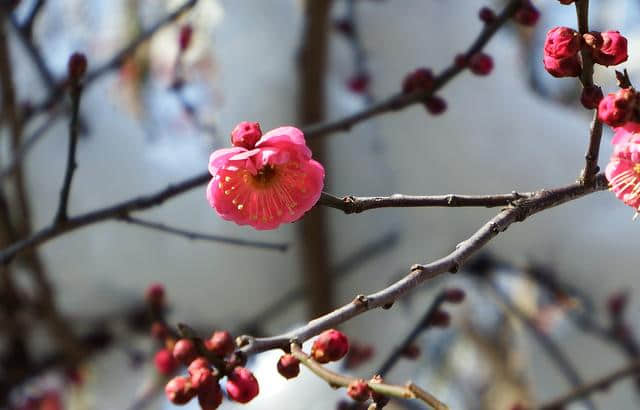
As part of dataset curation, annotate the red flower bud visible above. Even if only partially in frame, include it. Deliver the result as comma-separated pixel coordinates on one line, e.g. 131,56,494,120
311,329,350,364
400,343,421,360
514,1,540,26
591,31,628,67
277,354,300,379
191,367,217,391
188,357,212,376
430,310,451,327
230,122,262,149
402,68,434,94
607,291,629,317
557,0,575,4
469,53,493,76
347,379,371,402
345,342,374,369
444,288,466,303
478,7,496,24
145,283,165,306
424,96,447,115
179,24,193,51
580,86,604,110
198,382,223,410
545,27,581,59
347,72,370,94
173,339,198,365
598,88,637,127
226,367,259,403
543,55,582,78
165,377,195,405
67,52,87,80
154,348,178,375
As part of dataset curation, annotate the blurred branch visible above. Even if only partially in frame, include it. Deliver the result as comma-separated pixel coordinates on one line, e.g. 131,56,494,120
118,215,288,251
538,360,640,410
26,0,198,120
238,175,608,356
376,291,449,377
20,0,46,39
236,230,400,334
304,0,524,139
319,191,529,213
489,278,596,410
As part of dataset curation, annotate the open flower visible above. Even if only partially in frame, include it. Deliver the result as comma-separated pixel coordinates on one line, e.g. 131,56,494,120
606,126,640,213
206,124,324,230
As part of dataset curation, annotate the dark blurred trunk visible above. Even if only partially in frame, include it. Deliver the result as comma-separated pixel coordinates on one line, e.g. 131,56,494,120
297,0,332,318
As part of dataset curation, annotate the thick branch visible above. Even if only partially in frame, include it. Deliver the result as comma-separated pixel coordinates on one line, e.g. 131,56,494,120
319,191,529,213
118,215,287,252
538,360,640,410
304,0,524,138
238,175,608,355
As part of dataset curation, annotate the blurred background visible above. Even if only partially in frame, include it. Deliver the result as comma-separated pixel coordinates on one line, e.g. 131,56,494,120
1,0,639,409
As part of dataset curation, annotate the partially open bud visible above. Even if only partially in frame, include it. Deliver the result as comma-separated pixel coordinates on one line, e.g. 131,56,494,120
347,379,371,402
545,27,581,59
205,330,235,357
277,354,300,379
598,88,637,127
226,367,259,403
591,31,628,67
230,122,262,149
173,339,198,365
165,376,196,405
311,329,350,364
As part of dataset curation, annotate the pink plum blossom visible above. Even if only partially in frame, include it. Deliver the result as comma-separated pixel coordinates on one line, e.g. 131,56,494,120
206,124,324,230
606,126,640,213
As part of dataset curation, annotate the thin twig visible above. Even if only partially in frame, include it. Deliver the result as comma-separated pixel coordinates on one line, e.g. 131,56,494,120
237,175,608,356
290,344,448,408
54,78,83,223
0,172,210,264
21,0,46,39
118,215,288,252
304,0,524,138
319,191,529,214
538,360,640,410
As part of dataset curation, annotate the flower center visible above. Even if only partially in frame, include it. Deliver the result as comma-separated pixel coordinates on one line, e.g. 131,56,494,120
251,165,278,188
635,164,640,174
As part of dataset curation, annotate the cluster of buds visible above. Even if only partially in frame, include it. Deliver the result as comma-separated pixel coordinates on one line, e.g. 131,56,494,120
164,332,259,408
479,2,539,26
401,68,446,115
543,26,628,78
